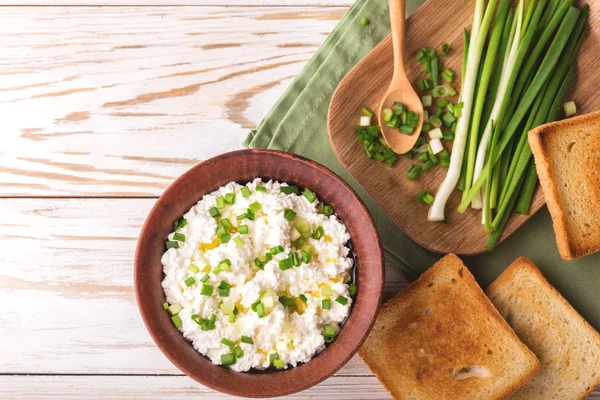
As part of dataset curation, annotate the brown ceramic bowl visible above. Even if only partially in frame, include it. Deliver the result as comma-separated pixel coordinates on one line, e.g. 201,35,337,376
134,149,384,398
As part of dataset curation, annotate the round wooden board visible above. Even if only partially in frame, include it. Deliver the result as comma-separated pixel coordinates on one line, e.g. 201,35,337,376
328,0,599,255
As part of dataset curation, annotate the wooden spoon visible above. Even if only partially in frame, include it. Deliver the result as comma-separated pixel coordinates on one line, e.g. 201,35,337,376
378,0,424,154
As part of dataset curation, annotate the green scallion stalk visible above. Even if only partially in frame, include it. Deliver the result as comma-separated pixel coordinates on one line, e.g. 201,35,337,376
480,6,515,137
539,0,560,29
509,0,574,115
515,161,538,215
493,45,580,229
485,173,525,252
427,0,495,221
430,57,439,87
497,6,586,221
464,0,510,201
470,2,522,209
459,6,579,213
521,0,537,35
461,28,469,85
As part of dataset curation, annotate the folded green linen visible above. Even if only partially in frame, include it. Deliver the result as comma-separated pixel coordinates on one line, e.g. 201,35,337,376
243,0,600,330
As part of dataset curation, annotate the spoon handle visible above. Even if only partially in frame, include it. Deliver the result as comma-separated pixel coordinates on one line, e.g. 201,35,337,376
389,0,406,81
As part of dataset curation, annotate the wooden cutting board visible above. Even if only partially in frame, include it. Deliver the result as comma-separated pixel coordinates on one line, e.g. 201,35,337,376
328,0,600,255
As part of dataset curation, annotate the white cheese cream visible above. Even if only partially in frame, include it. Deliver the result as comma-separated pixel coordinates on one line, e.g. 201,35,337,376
161,179,354,372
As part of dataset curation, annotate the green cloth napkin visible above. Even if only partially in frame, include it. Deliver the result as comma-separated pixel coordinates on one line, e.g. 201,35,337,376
244,0,600,331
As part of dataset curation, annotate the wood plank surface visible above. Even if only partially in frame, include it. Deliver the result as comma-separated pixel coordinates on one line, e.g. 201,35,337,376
2,1,352,5
0,198,410,375
0,6,344,196
0,375,393,400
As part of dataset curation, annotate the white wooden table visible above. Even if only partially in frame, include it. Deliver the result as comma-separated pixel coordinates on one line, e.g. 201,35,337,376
0,2,598,399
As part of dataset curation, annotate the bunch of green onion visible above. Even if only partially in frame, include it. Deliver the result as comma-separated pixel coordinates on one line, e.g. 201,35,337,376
428,0,587,251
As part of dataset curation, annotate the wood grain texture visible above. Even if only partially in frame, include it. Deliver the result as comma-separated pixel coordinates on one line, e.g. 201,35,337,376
328,0,599,255
0,375,393,400
0,6,344,196
0,198,409,375
2,0,352,5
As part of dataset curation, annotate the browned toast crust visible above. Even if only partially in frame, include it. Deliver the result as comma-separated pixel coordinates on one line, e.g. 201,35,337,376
487,257,600,399
528,112,600,260
359,254,539,399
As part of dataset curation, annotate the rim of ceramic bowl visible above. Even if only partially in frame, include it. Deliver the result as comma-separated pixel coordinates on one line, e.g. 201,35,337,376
134,149,384,398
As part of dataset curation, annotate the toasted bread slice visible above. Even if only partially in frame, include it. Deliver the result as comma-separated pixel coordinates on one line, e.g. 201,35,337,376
359,254,539,400
528,112,600,260
487,257,600,400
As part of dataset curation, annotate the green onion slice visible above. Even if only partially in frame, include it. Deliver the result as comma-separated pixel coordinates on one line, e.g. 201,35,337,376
233,346,244,358
280,186,299,194
221,353,236,367
302,188,317,203
270,245,284,255
278,258,293,271
233,236,244,247
221,338,235,349
171,315,182,328
184,277,196,287
224,193,236,205
284,208,296,221
200,283,214,296
165,241,179,249
249,201,262,212
241,335,254,344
